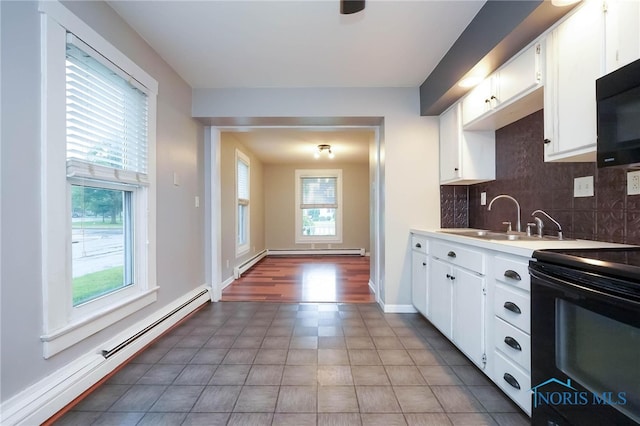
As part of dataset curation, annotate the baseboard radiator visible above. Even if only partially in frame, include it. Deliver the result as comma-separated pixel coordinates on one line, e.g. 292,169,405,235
268,248,365,256
101,289,209,359
233,249,268,279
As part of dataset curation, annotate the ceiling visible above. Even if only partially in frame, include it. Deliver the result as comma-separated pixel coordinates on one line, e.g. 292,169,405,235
107,0,504,164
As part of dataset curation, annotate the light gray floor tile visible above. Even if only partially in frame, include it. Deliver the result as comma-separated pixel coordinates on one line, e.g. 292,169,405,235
393,386,443,413
399,336,432,350
158,347,198,364
245,364,284,385
373,336,404,349
319,336,347,349
240,326,268,337
181,412,230,426
418,365,463,386
355,386,401,413
448,412,498,425
106,363,153,385
52,411,102,426
405,413,453,426
317,365,354,386
385,366,427,385
437,349,473,366
318,326,344,336
254,348,288,364
290,336,319,349
286,349,318,365
361,413,408,425
222,348,258,364
109,385,166,411
281,365,318,385
73,384,130,411
467,386,519,413
232,336,264,349
490,412,530,426
136,364,185,385
208,364,250,385
453,365,493,386
227,412,273,426
378,349,415,365
431,386,486,413
92,411,145,426
343,326,369,337
149,385,203,412
408,349,443,366
272,413,317,425
318,412,362,426
276,385,317,412
189,348,228,364
345,336,375,349
191,385,241,412
136,412,187,425
348,349,382,365
204,336,236,348
233,385,279,412
176,335,210,349
351,365,390,385
318,386,359,413
261,336,291,347
318,348,350,365
174,364,217,385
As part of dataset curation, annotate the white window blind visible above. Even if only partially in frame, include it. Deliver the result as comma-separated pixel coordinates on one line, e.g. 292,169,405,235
301,177,337,207
65,33,149,185
237,158,249,203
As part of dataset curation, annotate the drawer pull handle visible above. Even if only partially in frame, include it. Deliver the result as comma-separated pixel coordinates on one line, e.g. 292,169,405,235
415,243,422,248
446,273,456,281
422,262,427,266
504,270,521,281
503,373,521,390
504,336,522,351
447,251,456,258
503,301,521,314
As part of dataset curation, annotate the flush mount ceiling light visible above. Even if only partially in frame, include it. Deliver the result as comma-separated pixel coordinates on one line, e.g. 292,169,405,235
314,144,335,159
341,0,365,15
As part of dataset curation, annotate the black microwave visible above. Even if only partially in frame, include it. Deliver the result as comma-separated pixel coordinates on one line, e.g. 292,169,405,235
596,58,640,168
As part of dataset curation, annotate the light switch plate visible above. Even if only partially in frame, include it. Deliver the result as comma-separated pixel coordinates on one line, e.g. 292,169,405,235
574,176,594,198
481,192,487,206
628,170,640,195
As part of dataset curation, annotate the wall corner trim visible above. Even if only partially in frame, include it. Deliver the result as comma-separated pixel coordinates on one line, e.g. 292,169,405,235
0,286,210,426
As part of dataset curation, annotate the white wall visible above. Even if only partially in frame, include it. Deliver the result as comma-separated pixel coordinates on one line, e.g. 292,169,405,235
193,87,441,309
0,0,205,405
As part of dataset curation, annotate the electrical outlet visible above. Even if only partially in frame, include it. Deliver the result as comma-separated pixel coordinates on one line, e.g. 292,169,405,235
225,259,229,268
628,170,640,195
573,176,594,198
480,192,487,206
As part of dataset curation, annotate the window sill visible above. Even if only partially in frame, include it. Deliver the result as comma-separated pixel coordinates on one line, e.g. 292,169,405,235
40,287,159,358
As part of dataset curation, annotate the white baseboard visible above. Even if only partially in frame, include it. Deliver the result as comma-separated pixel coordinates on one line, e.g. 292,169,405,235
233,249,268,279
368,279,376,294
221,275,235,291
0,286,210,426
268,248,365,256
381,303,417,314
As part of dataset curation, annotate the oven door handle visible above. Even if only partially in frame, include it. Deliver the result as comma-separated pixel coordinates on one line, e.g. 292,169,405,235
503,301,522,314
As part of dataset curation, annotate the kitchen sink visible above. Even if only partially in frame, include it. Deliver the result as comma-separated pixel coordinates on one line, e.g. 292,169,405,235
438,229,564,241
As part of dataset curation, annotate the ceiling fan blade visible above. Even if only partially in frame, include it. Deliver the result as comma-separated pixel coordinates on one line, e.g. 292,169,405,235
340,0,365,15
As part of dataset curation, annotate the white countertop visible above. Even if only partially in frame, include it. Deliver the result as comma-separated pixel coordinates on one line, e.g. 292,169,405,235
411,228,636,258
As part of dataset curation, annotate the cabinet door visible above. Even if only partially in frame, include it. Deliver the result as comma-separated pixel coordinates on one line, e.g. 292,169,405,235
605,0,640,72
439,104,461,182
544,0,603,162
428,257,453,339
411,252,428,316
497,43,541,105
452,267,485,368
461,77,493,125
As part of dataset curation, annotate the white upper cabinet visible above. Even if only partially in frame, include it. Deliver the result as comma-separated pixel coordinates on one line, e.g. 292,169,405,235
462,42,543,131
604,0,640,73
439,103,495,185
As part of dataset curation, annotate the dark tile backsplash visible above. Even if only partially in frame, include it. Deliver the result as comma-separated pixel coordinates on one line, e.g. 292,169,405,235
441,110,640,245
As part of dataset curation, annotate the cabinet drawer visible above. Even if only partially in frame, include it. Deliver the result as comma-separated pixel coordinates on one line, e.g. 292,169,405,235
431,240,485,275
411,235,428,254
493,316,531,372
493,350,531,415
494,284,530,334
494,255,530,291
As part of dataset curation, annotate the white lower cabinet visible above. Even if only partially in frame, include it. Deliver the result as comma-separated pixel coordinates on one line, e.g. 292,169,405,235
411,235,429,316
412,232,532,416
428,240,486,369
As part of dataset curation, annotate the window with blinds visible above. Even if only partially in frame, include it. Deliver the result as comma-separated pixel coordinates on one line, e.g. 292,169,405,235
295,170,342,242
65,34,150,185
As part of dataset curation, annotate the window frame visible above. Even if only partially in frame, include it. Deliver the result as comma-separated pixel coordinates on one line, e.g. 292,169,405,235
236,149,250,256
294,169,343,244
39,1,158,358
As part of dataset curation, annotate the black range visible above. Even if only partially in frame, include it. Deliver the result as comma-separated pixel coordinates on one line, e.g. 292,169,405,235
529,247,640,426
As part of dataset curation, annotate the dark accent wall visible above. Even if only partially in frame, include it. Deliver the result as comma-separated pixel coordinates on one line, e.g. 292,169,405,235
441,110,640,245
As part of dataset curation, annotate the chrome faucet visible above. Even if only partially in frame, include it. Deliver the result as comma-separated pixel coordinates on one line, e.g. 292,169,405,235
487,195,521,232
531,209,563,240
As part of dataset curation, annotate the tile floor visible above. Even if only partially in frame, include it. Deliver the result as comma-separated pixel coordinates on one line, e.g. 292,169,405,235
54,302,530,426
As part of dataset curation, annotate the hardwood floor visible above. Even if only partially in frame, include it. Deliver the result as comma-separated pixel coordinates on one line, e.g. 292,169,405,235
221,256,375,303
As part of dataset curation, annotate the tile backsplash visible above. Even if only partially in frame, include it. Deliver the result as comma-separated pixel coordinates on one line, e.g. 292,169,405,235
441,110,640,245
